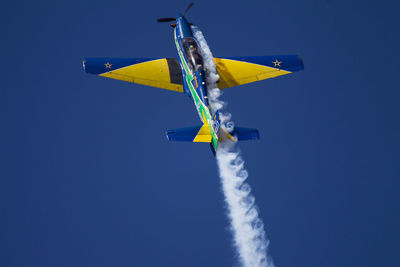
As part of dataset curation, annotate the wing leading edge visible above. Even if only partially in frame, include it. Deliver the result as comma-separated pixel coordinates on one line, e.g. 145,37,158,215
83,57,184,92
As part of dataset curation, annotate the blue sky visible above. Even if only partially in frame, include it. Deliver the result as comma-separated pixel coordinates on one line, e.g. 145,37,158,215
1,0,399,266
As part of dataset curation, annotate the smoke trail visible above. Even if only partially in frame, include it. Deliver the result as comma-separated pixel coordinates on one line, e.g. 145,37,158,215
192,27,275,267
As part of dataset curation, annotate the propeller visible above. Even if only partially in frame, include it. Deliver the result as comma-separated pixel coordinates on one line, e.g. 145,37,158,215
183,2,194,16
157,2,194,23
157,18,176,23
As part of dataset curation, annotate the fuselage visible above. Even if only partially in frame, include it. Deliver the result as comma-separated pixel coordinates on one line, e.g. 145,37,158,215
173,15,219,149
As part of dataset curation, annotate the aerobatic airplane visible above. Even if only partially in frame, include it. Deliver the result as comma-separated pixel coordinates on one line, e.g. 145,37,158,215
83,3,304,154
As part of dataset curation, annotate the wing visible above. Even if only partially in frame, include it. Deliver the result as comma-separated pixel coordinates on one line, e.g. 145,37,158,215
83,58,183,92
214,55,304,89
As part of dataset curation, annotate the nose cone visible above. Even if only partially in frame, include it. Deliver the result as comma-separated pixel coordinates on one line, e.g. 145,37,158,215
177,15,193,38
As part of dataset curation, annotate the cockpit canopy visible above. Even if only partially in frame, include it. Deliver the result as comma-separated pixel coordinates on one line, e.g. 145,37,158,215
182,37,204,71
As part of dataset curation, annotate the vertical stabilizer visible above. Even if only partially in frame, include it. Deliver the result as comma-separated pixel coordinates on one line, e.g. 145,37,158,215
193,113,212,142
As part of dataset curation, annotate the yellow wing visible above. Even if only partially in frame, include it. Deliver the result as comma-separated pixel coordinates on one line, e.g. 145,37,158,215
213,56,304,89
83,58,183,93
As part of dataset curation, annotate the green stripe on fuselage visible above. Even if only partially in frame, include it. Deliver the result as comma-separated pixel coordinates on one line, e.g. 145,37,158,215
174,29,218,150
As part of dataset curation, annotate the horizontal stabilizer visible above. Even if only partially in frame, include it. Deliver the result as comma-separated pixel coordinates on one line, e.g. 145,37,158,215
233,127,260,141
166,126,211,142
167,126,259,143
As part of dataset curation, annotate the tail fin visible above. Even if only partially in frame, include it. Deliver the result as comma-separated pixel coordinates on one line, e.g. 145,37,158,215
193,123,212,142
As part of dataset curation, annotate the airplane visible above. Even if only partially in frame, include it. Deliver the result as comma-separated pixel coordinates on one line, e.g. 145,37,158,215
83,3,304,154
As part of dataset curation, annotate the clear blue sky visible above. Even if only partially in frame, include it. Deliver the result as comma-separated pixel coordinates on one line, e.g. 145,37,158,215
1,0,399,266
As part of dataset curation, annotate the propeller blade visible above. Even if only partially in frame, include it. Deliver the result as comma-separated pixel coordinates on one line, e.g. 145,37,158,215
183,2,194,16
157,17,176,22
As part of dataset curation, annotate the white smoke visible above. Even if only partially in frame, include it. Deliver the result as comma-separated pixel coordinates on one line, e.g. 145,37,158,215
192,26,275,267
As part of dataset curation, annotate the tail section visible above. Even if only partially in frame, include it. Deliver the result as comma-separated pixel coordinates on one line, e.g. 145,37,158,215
166,109,259,157
219,127,260,142
193,123,212,142
232,127,260,141
167,124,259,142
166,125,212,142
